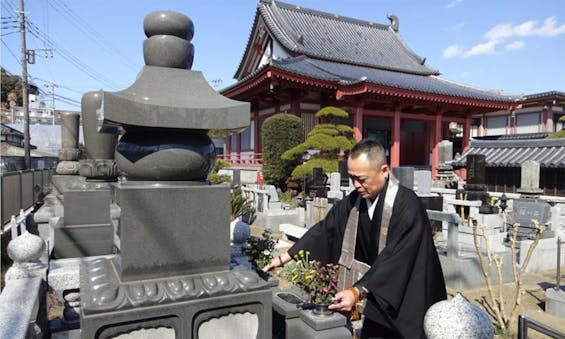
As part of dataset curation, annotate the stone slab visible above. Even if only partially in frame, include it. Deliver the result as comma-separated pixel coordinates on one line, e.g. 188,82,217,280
114,182,230,281
63,189,111,226
300,309,347,331
519,237,565,273
272,289,306,320
254,209,303,232
53,220,114,259
0,277,45,339
545,288,565,318
280,223,307,240
285,315,351,339
439,251,515,290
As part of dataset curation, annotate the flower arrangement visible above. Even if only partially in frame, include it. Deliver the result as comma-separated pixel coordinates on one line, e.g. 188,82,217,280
244,229,278,268
283,250,339,305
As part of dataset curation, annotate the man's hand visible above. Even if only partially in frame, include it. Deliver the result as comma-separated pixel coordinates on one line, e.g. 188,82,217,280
262,253,291,272
328,289,356,312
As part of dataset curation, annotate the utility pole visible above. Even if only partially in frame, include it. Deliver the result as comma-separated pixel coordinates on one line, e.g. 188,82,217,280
19,0,31,169
45,83,58,125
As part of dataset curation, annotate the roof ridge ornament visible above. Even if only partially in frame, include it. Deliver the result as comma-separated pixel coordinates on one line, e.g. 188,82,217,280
387,14,399,32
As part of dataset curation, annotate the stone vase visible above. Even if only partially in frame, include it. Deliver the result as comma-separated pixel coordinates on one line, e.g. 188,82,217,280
312,303,333,317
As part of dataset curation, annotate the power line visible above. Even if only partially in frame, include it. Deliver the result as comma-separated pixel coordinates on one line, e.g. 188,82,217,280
0,38,19,62
25,18,121,90
47,0,138,71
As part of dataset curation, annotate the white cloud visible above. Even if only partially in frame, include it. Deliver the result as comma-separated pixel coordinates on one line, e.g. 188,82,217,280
443,44,465,59
444,0,463,9
506,40,525,51
445,16,564,59
537,16,565,37
463,40,499,57
485,16,565,40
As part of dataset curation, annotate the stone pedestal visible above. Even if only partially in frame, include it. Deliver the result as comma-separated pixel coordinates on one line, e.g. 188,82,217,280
77,9,264,339
80,260,271,339
53,188,114,258
439,251,514,290
114,182,229,281
545,288,565,318
272,290,350,339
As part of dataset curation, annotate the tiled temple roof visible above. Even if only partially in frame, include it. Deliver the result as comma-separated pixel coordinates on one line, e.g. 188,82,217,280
451,138,565,168
270,56,516,102
228,1,519,105
254,0,437,75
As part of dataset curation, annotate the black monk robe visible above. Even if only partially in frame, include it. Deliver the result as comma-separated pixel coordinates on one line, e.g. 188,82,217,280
288,181,447,338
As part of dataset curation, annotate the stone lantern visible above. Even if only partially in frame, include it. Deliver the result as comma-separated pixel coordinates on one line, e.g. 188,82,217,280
79,11,271,338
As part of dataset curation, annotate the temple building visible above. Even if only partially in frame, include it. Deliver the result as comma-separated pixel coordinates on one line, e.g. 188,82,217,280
221,0,520,178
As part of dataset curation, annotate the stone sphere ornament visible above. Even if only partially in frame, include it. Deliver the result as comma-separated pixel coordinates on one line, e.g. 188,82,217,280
424,293,494,339
7,230,45,263
232,219,251,245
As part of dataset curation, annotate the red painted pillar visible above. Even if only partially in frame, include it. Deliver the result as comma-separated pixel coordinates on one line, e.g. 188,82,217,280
459,116,472,180
236,132,242,165
463,116,471,153
390,106,401,169
431,113,442,180
353,104,363,141
291,100,300,117
226,136,231,156
253,109,260,157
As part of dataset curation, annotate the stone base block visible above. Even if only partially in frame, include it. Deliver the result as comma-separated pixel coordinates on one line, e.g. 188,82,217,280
439,252,515,290
519,237,565,273
64,189,111,226
79,259,272,339
545,288,565,318
53,220,114,258
114,182,230,281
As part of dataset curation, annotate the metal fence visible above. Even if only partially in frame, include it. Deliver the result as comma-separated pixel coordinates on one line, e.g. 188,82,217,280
517,314,565,338
1,168,55,225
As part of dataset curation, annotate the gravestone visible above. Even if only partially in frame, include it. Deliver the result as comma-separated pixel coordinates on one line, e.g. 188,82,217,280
438,140,454,164
508,161,554,241
327,172,344,200
392,166,414,190
508,199,553,240
458,154,497,214
338,160,349,186
79,11,271,338
416,170,432,196
416,170,442,233
517,160,543,197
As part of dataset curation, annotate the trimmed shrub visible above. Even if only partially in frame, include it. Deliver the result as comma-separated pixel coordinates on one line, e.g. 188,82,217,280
261,113,304,187
283,106,355,182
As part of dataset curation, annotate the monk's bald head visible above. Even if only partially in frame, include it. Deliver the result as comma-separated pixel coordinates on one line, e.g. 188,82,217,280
349,139,387,169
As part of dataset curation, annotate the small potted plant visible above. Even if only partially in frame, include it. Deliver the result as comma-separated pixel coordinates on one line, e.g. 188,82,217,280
284,250,339,315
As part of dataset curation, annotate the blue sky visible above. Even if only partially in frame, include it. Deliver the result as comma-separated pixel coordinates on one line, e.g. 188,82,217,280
1,0,564,111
